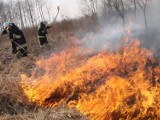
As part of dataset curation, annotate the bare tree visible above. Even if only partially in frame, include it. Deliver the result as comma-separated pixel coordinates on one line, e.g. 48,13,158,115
113,0,126,27
34,0,45,21
44,0,51,22
0,2,5,25
136,0,149,30
21,2,29,27
24,0,35,26
80,0,98,16
132,0,137,16
101,0,128,28
16,1,25,28
101,0,114,14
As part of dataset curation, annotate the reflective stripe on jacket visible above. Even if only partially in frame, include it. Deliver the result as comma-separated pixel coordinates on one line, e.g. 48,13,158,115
13,34,22,39
38,36,46,38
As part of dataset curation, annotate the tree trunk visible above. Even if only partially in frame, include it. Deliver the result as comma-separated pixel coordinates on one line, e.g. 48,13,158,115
18,2,24,28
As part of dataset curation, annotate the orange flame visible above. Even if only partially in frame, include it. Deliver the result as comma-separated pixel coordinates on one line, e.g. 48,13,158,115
21,37,160,119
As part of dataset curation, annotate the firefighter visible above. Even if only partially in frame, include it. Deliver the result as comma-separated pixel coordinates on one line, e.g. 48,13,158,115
1,22,28,59
38,20,52,49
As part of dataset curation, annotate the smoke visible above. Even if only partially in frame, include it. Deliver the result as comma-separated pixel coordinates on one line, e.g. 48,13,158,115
79,24,126,53
78,0,160,54
147,0,160,27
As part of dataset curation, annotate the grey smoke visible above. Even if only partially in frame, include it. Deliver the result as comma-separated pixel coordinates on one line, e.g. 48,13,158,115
78,0,160,54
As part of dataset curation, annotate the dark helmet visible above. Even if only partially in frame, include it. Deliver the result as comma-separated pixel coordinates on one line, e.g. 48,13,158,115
42,20,48,25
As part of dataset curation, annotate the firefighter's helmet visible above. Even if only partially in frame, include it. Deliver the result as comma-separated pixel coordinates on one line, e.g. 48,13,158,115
42,20,48,25
3,22,12,30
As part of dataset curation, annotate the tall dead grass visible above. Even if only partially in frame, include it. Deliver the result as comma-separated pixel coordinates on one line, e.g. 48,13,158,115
0,15,98,119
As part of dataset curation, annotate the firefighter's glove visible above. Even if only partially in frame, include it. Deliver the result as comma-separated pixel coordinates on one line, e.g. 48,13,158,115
1,30,7,35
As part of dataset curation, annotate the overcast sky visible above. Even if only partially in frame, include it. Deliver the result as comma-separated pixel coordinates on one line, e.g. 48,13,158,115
47,0,82,20
2,0,82,20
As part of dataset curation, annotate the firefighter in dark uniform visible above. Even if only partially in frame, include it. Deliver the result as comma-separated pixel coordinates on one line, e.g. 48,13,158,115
1,22,28,59
38,20,52,48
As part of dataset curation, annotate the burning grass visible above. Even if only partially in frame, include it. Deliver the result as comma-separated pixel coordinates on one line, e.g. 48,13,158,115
21,37,160,119
0,40,87,119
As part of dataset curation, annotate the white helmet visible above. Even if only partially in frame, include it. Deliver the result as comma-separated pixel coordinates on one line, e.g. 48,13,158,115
3,22,11,29
42,20,48,25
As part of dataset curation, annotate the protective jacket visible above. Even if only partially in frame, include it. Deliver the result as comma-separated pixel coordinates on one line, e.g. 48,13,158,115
38,22,52,47
1,23,28,58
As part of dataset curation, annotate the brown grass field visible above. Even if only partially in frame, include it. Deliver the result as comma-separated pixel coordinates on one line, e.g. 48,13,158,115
0,18,91,120
1,14,160,120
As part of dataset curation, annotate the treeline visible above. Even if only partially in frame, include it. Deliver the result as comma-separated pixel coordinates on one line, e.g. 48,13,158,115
81,0,150,29
0,0,51,28
0,0,150,29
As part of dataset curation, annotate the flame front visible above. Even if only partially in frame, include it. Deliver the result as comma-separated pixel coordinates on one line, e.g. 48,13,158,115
21,38,160,119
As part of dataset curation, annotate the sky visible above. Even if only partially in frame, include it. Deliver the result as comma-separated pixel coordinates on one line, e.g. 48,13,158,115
3,0,82,20
46,0,82,20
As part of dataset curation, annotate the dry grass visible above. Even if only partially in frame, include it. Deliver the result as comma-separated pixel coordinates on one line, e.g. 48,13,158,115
0,43,87,118
0,15,97,119
0,54,88,119
0,105,87,120
1,13,160,119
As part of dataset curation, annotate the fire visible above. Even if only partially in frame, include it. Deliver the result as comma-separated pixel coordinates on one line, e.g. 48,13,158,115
21,37,160,119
